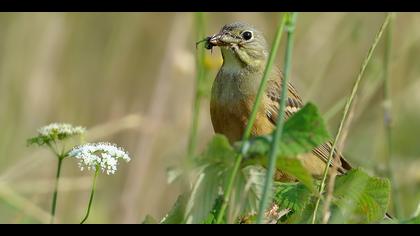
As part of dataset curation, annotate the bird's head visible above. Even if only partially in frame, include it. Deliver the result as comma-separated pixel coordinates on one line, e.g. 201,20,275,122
207,22,268,70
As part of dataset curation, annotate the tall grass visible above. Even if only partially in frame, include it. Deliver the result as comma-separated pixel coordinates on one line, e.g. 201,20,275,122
215,13,288,224
1,13,419,224
382,13,402,218
187,12,207,161
311,13,394,224
256,12,298,224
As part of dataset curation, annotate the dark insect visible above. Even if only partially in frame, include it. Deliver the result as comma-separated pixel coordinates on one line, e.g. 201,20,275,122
196,36,215,52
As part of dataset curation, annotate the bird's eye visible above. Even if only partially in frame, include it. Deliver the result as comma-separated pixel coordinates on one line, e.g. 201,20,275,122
242,31,253,41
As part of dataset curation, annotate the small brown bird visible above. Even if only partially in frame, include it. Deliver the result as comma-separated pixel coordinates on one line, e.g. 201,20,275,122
207,22,352,180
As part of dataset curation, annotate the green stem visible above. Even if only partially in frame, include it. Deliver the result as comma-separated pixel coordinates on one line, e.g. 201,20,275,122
256,12,298,224
50,155,64,224
311,13,393,224
187,12,206,161
80,166,100,224
215,13,287,224
382,13,402,218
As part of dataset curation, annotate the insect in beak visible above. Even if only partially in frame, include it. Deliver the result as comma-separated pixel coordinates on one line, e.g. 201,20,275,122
196,35,215,53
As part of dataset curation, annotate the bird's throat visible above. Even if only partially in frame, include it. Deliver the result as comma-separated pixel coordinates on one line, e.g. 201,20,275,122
221,47,246,75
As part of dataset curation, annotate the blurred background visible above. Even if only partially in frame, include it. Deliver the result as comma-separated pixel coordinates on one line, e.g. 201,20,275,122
0,12,419,223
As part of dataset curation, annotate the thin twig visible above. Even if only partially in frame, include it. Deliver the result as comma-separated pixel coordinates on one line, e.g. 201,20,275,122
311,13,393,224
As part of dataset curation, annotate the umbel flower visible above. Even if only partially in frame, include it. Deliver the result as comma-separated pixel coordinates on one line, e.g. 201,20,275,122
28,123,86,146
69,142,131,175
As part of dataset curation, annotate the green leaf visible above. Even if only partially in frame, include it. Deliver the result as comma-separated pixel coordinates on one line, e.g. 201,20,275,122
242,103,330,158
228,165,266,222
202,196,224,224
272,182,313,223
277,158,314,191
274,182,312,213
198,134,237,165
182,135,237,223
160,194,188,224
330,168,391,223
241,103,328,191
185,165,224,224
279,102,330,157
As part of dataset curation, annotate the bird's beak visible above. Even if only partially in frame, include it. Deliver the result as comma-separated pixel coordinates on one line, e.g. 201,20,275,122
208,33,226,46
208,32,238,47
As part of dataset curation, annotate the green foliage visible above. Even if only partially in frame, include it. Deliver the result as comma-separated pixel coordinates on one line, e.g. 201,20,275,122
184,135,236,223
197,134,236,166
273,182,312,223
280,103,330,157
227,165,266,222
160,194,188,224
27,123,85,147
329,168,391,223
27,136,55,147
276,158,314,191
242,103,329,191
272,168,391,224
243,103,330,158
184,165,223,224
161,103,392,224
202,196,224,224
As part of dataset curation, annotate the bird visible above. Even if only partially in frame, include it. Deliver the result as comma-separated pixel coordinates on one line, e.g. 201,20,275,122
206,22,353,180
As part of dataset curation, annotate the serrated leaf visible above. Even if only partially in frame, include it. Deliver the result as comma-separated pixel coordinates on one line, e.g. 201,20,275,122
330,168,391,223
240,103,327,191
274,182,312,214
273,182,313,224
279,102,330,157
227,165,266,223
242,103,330,159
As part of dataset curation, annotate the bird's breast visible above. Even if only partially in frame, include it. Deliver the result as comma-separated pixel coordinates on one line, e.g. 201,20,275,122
210,70,274,143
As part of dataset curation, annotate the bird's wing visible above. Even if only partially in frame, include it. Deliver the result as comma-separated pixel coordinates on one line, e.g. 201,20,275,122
265,77,352,174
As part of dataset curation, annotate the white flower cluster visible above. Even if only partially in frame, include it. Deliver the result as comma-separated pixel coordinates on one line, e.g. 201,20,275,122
68,142,131,175
38,123,86,137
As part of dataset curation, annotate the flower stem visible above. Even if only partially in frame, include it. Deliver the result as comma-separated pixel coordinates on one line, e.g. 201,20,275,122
50,155,64,224
215,13,287,224
311,13,393,224
80,166,100,224
256,12,298,224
